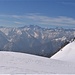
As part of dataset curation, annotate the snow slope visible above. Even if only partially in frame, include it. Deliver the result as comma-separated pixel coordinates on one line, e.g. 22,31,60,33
51,41,75,63
0,51,75,74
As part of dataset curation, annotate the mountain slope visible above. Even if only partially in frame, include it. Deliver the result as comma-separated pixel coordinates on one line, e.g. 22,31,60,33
51,41,75,62
0,51,75,74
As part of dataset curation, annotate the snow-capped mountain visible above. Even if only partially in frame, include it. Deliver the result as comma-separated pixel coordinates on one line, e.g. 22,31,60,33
0,25,75,57
51,40,75,63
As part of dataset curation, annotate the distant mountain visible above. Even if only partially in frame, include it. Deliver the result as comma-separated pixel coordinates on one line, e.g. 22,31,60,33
0,25,75,57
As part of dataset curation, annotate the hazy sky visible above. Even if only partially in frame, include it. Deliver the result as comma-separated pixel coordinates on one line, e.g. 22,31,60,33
0,0,75,28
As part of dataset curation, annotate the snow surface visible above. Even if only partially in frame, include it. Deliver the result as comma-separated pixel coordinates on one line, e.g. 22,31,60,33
0,51,75,74
51,41,75,63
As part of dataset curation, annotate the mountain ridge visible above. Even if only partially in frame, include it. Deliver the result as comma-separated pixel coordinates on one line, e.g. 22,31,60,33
51,40,75,62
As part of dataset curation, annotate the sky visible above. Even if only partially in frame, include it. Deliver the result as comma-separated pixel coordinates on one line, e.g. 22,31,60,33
0,0,75,28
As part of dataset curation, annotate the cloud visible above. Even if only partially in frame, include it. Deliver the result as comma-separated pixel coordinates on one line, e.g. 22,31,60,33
14,22,22,24
60,1,75,6
0,14,22,19
26,14,75,26
0,14,75,27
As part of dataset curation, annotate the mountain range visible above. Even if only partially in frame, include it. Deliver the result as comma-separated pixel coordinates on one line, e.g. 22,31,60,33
0,25,75,57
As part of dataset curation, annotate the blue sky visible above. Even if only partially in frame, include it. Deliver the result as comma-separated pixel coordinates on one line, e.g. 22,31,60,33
0,0,75,28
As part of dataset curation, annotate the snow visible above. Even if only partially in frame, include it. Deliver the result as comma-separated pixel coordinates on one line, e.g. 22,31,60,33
55,36,66,41
51,41,75,63
0,28,11,36
0,51,75,74
34,32,39,38
26,31,31,38
16,29,22,35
